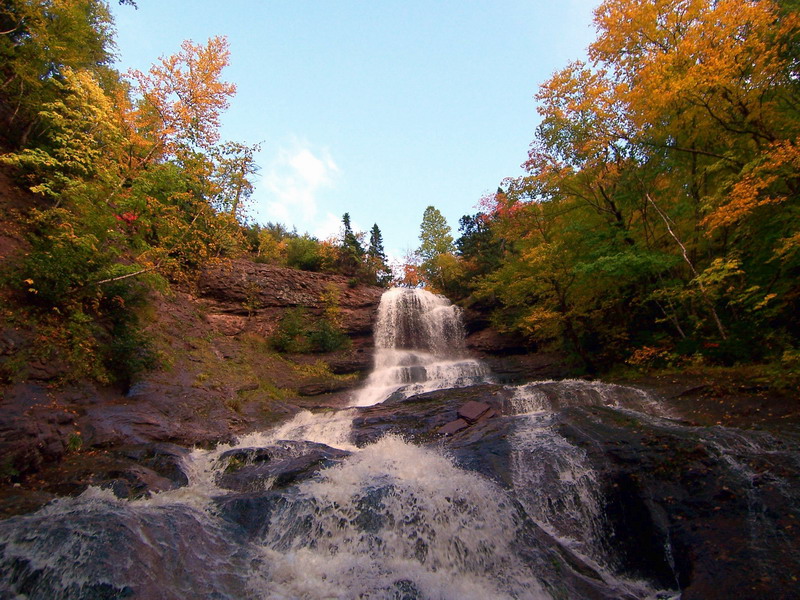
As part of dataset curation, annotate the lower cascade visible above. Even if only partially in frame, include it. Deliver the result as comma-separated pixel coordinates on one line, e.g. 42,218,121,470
2,288,799,599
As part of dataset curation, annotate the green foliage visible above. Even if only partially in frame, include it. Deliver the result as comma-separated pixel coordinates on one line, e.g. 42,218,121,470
101,279,159,389
367,223,392,286
0,67,123,199
367,224,387,262
243,217,391,283
337,212,365,276
2,209,158,387
418,205,454,263
416,205,458,292
269,298,350,355
67,432,83,453
0,0,115,146
456,212,502,275
209,141,261,221
15,209,112,304
767,349,800,390
285,235,323,271
308,319,350,353
0,6,265,388
0,457,20,482
270,308,312,353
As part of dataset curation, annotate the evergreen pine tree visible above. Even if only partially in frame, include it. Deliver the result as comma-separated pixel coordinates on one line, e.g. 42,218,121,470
368,224,387,262
367,223,392,286
339,212,364,276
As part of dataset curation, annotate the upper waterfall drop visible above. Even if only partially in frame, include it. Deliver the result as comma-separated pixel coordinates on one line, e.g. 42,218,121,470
350,287,490,407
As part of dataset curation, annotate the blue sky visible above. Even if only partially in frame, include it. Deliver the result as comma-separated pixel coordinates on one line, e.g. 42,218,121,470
109,1,600,261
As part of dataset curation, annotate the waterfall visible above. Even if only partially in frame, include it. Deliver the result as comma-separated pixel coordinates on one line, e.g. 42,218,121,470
2,287,798,599
351,287,490,407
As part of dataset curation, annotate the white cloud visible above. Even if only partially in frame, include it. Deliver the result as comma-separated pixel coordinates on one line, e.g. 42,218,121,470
289,149,338,189
313,211,344,242
256,140,339,232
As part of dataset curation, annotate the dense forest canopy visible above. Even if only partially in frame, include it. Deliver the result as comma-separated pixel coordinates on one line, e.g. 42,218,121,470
0,0,798,384
414,0,799,373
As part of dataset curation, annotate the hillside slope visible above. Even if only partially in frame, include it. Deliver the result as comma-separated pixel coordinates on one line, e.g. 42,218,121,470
0,250,383,515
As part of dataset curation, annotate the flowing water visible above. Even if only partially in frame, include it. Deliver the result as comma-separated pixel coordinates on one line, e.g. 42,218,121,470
1,288,798,599
350,287,490,407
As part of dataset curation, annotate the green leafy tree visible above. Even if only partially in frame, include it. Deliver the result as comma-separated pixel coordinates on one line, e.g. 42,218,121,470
417,205,457,291
209,141,261,222
456,210,503,278
0,0,115,146
418,206,454,262
286,235,323,271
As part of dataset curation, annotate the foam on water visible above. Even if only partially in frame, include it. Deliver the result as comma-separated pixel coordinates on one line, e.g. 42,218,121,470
249,435,550,600
0,487,250,599
509,379,664,415
351,287,490,407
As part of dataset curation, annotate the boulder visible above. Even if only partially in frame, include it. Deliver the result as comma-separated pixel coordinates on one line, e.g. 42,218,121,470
215,441,350,492
0,498,251,599
115,443,191,488
213,490,297,538
350,384,509,447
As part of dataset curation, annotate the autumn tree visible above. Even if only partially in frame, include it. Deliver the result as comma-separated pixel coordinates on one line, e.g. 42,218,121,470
0,0,115,146
396,249,424,288
0,7,257,386
467,0,800,370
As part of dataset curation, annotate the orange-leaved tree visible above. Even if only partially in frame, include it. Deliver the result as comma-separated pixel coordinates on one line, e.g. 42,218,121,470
464,0,800,370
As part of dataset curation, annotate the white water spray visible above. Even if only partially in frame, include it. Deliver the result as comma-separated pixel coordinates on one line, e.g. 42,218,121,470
351,287,490,406
250,435,550,600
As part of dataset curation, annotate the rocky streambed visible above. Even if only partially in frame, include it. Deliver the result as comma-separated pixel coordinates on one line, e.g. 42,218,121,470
2,375,799,599
1,278,799,599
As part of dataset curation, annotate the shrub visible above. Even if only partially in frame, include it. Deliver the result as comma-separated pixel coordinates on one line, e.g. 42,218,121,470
270,308,312,353
1,215,159,388
270,307,350,354
285,236,323,271
308,319,351,353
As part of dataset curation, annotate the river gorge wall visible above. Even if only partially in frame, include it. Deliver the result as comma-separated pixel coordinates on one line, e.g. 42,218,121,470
0,259,387,514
